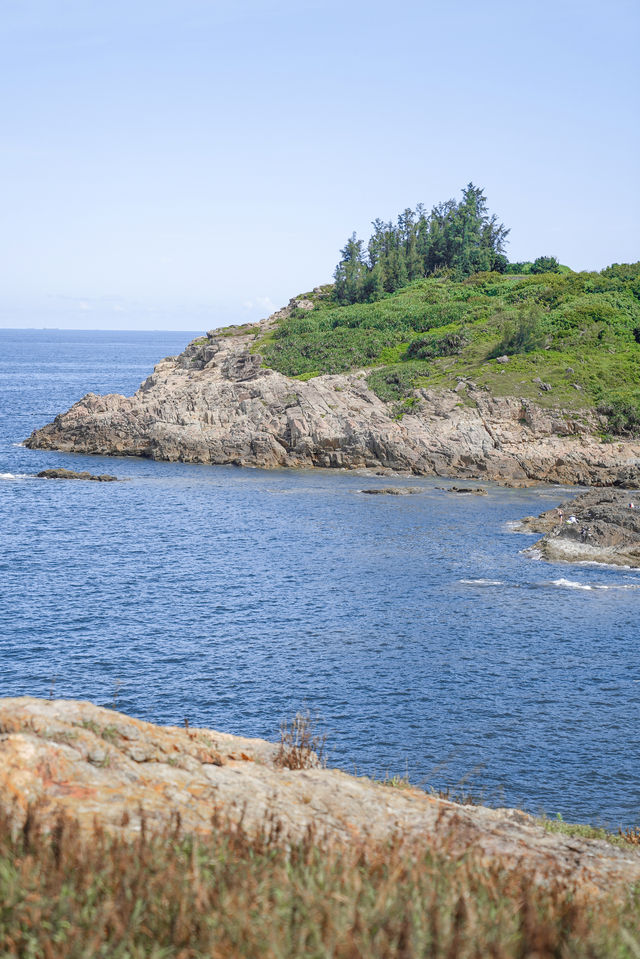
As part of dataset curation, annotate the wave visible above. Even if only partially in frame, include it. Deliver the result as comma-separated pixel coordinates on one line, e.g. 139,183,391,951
0,472,31,480
523,547,543,561
550,578,640,591
459,578,504,586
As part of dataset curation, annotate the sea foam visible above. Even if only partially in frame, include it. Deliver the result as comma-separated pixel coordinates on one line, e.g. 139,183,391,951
459,578,504,586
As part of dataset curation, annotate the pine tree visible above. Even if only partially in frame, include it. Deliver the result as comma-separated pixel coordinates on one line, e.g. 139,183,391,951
361,260,385,301
333,233,366,303
332,185,510,303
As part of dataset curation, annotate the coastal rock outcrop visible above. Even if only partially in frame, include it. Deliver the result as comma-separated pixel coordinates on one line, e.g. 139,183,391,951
521,488,640,567
36,468,119,481
359,486,423,495
25,310,640,486
437,485,488,495
3,697,640,892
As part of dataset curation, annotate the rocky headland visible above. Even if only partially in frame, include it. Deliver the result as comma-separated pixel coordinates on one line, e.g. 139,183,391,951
25,301,640,487
3,696,640,894
521,488,640,567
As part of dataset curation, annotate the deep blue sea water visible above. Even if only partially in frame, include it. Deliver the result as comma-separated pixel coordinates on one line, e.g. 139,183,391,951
1,329,639,827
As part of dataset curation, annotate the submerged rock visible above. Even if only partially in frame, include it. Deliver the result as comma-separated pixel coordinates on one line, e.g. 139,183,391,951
359,486,422,495
437,486,488,495
36,468,119,481
522,488,640,567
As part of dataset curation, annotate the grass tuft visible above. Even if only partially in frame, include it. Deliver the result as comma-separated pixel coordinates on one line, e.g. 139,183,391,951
274,710,327,770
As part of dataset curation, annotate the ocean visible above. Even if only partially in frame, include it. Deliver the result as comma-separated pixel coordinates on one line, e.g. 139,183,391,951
1,329,639,826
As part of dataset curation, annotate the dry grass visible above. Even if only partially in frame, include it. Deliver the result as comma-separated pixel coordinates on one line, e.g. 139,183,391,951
2,806,640,958
274,709,327,770
620,826,640,846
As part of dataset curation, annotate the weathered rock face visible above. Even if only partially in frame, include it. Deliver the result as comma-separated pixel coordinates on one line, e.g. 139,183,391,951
3,697,640,892
521,489,640,567
24,311,640,486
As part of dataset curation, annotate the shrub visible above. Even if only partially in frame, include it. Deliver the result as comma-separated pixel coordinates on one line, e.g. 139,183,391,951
367,362,430,402
504,261,533,274
489,308,544,357
597,396,640,437
405,330,470,361
531,255,561,274
275,711,326,770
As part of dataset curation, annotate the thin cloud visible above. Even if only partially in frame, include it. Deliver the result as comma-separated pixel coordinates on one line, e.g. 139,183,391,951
242,296,277,314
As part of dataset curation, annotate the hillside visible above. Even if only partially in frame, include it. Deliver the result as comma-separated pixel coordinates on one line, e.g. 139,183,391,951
256,264,640,429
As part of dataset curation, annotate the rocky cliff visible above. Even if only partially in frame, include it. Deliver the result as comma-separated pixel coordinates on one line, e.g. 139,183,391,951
25,305,640,486
3,697,640,893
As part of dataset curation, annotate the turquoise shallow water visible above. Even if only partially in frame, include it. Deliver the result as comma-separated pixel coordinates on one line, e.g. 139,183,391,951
1,329,639,826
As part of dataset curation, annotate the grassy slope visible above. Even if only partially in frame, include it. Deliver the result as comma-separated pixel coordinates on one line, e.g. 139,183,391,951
255,266,640,417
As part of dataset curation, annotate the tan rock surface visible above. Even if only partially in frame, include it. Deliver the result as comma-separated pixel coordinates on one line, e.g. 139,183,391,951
24,309,640,486
2,697,640,893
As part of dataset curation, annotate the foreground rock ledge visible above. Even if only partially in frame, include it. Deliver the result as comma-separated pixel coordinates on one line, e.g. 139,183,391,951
24,307,640,486
2,697,640,893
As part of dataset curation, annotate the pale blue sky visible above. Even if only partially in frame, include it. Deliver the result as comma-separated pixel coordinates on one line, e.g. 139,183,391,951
1,0,638,330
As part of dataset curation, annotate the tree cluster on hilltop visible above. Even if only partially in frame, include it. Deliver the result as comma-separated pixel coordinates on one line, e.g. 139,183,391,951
333,183,511,304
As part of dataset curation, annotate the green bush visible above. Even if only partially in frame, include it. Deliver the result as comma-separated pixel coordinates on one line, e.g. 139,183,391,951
489,308,545,357
367,362,430,402
405,330,470,360
597,396,640,437
531,256,561,274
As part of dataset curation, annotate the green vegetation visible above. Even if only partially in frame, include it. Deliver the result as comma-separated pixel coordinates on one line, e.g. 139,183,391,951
332,183,510,303
252,188,639,420
540,814,634,848
257,263,640,417
596,396,640,438
4,807,640,958
81,719,119,743
531,255,561,274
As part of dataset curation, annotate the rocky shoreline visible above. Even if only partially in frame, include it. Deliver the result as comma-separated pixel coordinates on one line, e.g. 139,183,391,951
521,488,640,568
25,304,640,487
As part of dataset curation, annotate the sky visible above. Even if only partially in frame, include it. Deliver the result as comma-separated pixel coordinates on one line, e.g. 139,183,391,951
1,0,638,331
